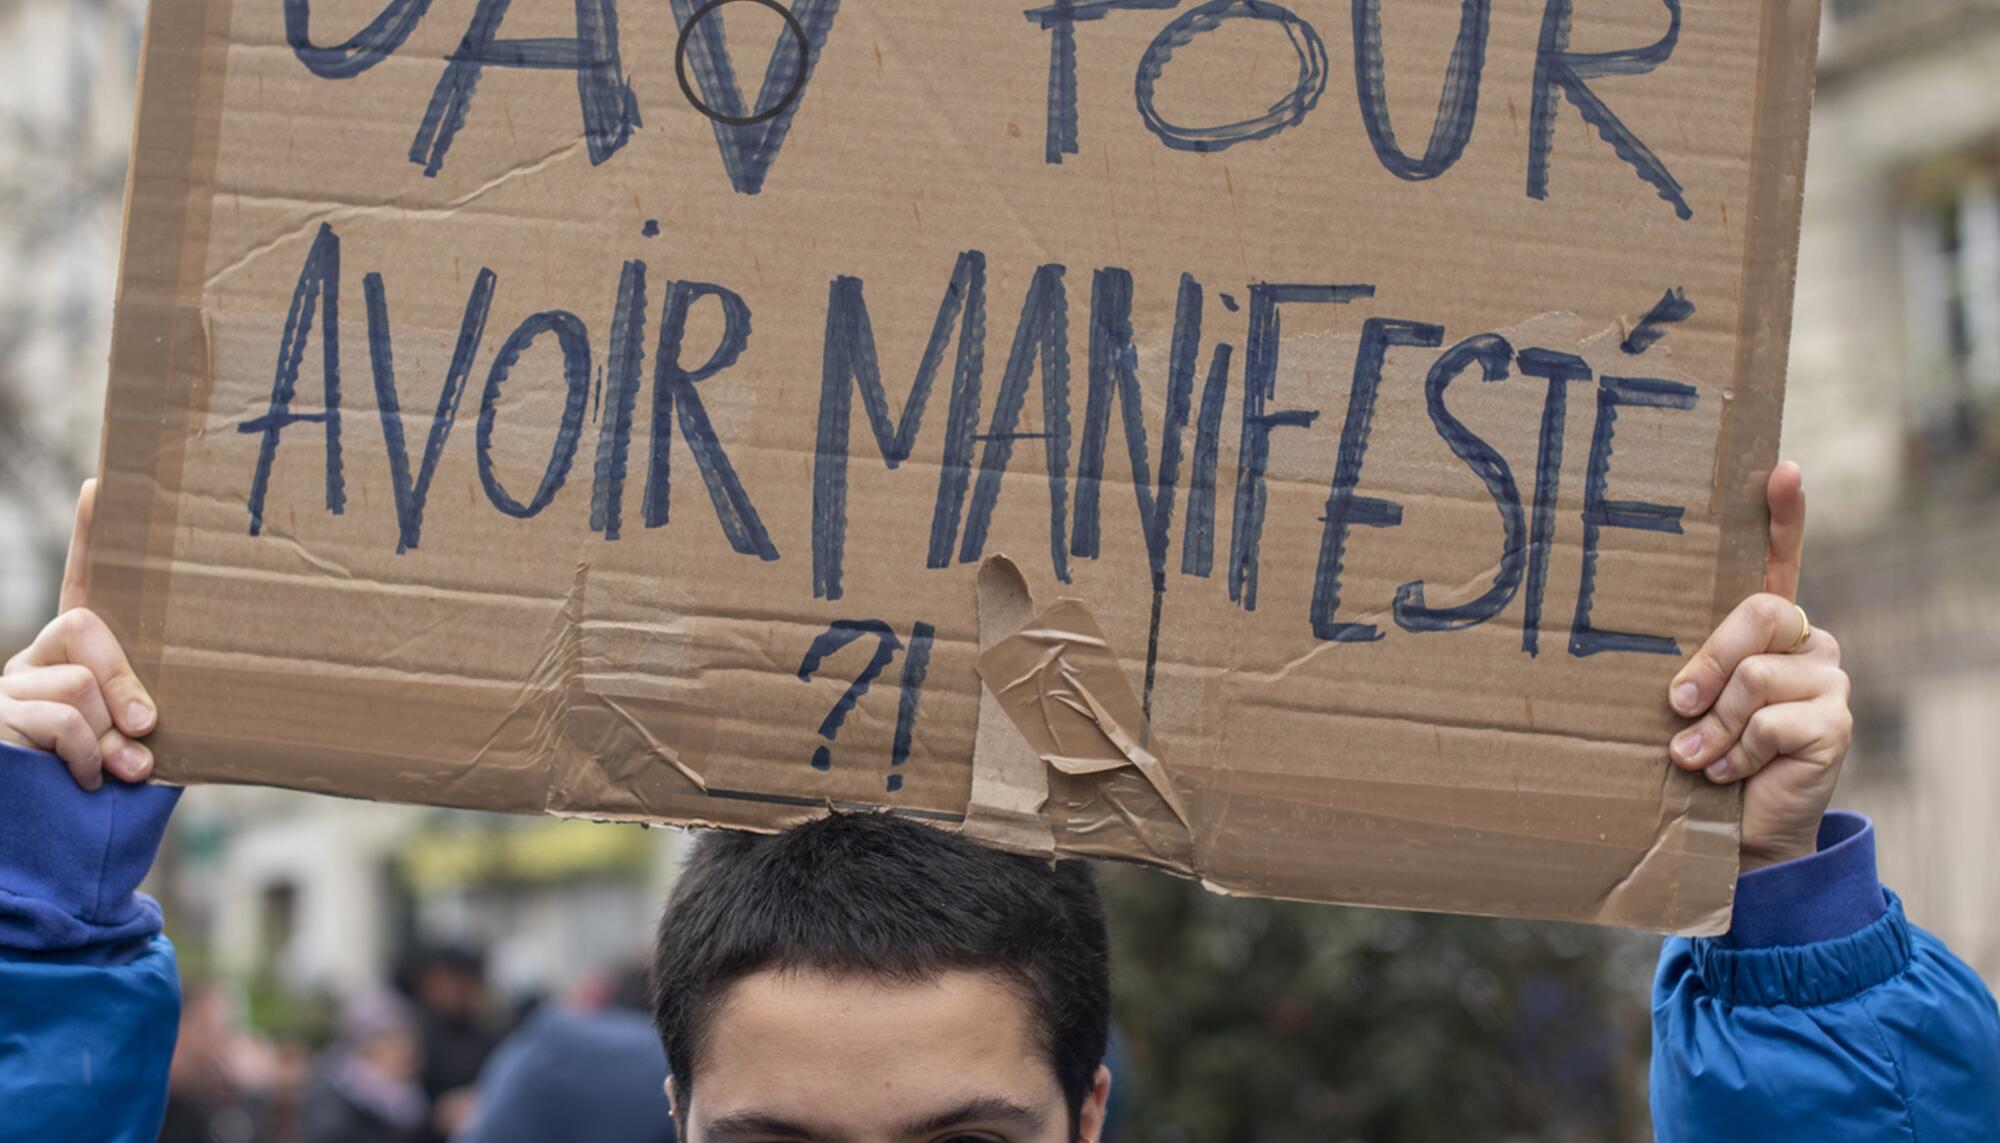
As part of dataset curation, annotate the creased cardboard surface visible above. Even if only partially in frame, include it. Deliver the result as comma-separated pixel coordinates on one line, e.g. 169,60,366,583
97,0,1822,932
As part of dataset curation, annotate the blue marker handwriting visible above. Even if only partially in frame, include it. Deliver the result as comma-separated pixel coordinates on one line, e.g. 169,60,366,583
244,223,1703,661
288,0,1691,215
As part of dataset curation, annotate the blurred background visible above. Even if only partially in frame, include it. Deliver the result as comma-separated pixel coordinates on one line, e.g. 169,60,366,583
3,1,1996,1140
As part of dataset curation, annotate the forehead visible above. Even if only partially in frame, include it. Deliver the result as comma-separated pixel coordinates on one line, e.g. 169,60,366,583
691,967,1061,1128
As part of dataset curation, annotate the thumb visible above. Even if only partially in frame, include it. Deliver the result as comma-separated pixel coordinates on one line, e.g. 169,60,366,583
1763,461,1805,602
59,479,96,614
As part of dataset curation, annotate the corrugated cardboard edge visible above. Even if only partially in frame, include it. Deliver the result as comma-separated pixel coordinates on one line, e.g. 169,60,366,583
94,0,232,762
1664,0,1826,936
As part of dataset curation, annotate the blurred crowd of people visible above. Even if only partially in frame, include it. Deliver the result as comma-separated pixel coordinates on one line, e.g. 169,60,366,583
157,947,673,1143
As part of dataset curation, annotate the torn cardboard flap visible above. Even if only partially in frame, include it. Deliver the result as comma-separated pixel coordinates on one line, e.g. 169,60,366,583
963,555,1056,858
93,0,1821,934
975,592,1194,860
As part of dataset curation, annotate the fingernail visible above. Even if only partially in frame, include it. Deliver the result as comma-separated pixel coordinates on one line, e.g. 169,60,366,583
1705,760,1732,783
1673,728,1703,760
1671,682,1699,715
120,744,152,780
127,702,155,733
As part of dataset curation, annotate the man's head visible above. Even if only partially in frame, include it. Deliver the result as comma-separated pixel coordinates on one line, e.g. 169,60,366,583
400,943,488,1022
650,812,1112,1142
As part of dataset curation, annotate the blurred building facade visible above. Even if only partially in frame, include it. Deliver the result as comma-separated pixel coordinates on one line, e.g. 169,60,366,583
166,789,684,1004
1786,0,2000,982
0,0,141,645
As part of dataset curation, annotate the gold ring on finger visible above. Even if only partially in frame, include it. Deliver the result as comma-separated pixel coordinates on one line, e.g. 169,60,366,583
1786,604,1811,653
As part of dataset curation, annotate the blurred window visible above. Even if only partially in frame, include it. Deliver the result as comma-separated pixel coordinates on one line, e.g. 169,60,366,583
260,880,299,970
1900,158,2000,453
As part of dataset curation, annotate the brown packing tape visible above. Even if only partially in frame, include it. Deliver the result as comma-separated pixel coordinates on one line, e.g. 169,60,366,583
961,555,1055,858
975,593,1196,867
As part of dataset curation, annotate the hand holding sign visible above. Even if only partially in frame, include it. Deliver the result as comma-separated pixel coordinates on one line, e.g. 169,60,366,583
0,482,158,790
1666,463,1853,870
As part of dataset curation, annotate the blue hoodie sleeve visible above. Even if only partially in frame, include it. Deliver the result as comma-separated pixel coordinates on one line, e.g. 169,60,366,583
0,740,183,1143
1651,811,2000,1142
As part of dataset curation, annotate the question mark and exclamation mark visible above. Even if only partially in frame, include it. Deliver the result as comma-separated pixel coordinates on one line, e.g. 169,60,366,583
795,619,935,792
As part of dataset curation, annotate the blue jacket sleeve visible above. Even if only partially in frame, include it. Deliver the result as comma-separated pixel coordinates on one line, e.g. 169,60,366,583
0,741,183,1143
1652,811,2000,1142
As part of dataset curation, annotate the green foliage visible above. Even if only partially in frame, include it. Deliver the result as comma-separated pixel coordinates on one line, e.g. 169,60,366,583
1100,864,1659,1143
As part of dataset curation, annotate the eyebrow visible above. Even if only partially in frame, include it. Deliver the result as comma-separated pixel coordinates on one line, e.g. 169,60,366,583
701,1110,823,1140
701,1097,1047,1141
898,1096,1047,1136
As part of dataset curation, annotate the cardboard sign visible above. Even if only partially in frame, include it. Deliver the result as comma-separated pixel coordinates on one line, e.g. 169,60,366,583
95,0,1821,933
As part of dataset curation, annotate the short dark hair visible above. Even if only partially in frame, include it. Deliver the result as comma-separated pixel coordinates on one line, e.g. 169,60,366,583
650,812,1110,1127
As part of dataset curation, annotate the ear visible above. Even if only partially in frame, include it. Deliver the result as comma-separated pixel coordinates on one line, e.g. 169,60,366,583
666,1075,680,1120
1076,1065,1113,1143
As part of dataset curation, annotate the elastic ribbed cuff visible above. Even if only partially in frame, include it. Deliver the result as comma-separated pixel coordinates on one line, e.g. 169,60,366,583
0,741,180,954
1724,810,1886,949
1690,890,1913,1008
